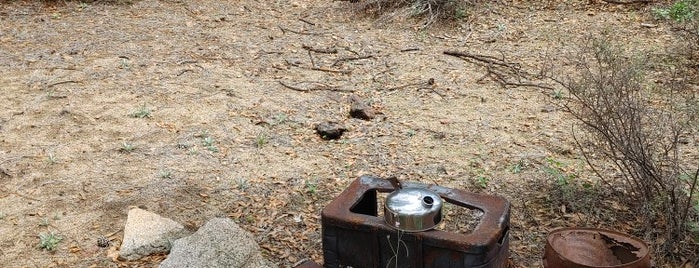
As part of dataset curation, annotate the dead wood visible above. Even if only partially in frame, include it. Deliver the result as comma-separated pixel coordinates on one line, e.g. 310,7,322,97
444,50,554,90
298,18,316,26
310,67,352,75
278,81,354,92
47,80,78,88
380,78,445,98
278,26,323,35
302,45,337,54
332,55,374,66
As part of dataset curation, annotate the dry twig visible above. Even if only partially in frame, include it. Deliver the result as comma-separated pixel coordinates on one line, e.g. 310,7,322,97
278,81,354,92
311,67,352,75
47,80,78,88
278,26,323,35
332,55,374,66
444,50,554,90
302,45,337,54
298,18,316,26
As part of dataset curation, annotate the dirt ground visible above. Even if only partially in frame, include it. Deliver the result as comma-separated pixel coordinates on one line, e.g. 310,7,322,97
0,0,695,267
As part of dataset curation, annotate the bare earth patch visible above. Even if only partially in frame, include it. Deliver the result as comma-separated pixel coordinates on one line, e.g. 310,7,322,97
0,0,694,267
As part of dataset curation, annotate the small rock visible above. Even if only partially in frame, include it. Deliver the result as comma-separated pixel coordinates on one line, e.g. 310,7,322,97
159,218,276,268
432,132,446,139
349,95,376,120
97,236,110,248
540,105,556,113
119,208,189,261
315,122,346,140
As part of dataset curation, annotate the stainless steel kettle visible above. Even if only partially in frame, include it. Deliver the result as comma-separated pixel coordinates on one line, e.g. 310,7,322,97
384,177,443,232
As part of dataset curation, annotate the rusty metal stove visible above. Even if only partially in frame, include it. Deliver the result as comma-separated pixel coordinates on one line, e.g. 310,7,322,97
321,175,511,268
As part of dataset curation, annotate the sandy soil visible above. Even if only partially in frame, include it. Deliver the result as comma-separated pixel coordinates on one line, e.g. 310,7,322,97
0,0,693,267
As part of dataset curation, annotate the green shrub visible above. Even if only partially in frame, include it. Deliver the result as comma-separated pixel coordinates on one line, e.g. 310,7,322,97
38,232,62,251
554,36,699,258
653,0,698,22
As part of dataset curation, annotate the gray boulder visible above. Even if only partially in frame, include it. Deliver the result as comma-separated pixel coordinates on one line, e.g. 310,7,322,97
159,217,276,268
119,208,189,261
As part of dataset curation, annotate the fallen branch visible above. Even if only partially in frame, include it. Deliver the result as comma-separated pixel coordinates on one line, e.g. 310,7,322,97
278,26,323,35
302,44,337,54
332,55,374,66
381,78,441,99
307,50,316,68
107,228,124,240
47,80,78,88
278,81,354,92
253,50,283,60
383,78,434,91
444,50,518,69
177,69,194,76
486,65,554,90
383,81,426,91
298,18,316,26
177,60,198,65
1,186,40,201
311,67,352,75
444,50,553,90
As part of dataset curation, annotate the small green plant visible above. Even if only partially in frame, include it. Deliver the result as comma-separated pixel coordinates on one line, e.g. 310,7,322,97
120,142,136,153
202,136,213,146
159,169,172,179
272,113,288,125
0,212,5,220
47,90,57,99
496,23,507,32
543,157,576,186
475,176,489,189
406,129,417,137
39,218,50,227
46,153,57,165
243,215,255,224
52,213,61,221
38,232,62,251
454,7,467,20
305,179,318,194
235,177,248,191
511,160,524,174
130,103,152,118
653,0,697,22
202,136,218,152
255,133,268,148
120,58,130,70
552,89,564,99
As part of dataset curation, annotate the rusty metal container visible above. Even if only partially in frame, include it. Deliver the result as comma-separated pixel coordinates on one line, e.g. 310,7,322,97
321,175,511,268
543,227,651,268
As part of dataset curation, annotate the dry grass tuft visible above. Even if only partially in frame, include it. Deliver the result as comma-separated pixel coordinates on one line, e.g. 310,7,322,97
350,0,476,27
